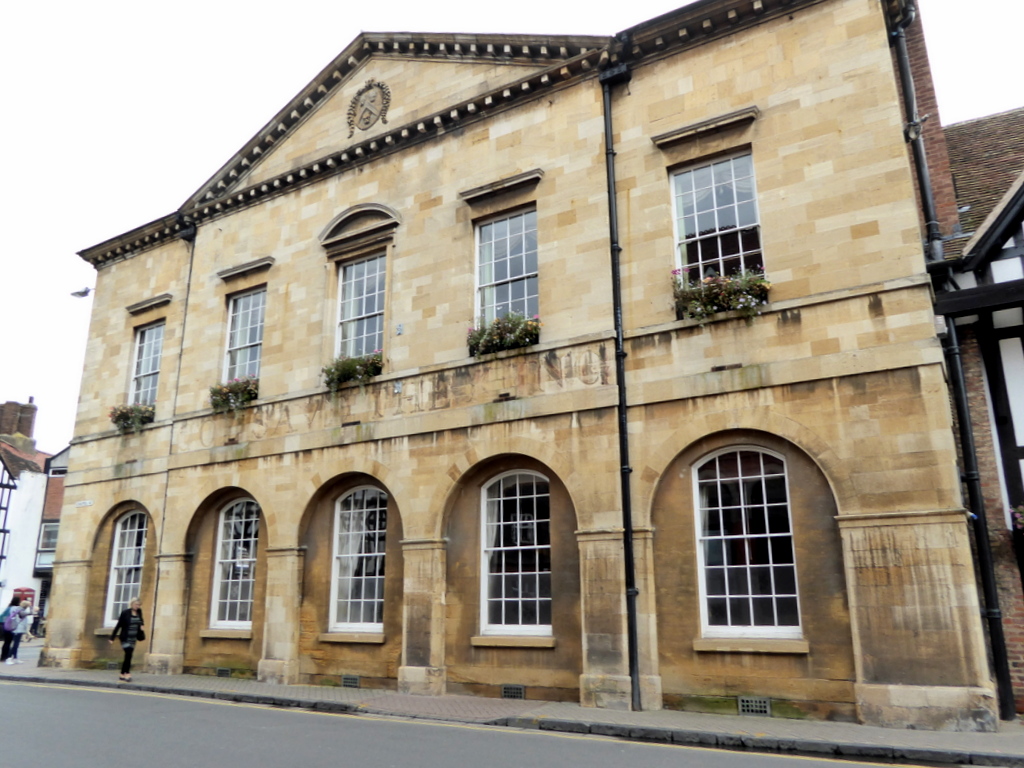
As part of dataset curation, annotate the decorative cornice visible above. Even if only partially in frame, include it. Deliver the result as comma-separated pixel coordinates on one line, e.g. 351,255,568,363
652,106,760,148
126,293,173,315
459,169,544,204
79,214,192,268
77,0,828,269
216,256,276,282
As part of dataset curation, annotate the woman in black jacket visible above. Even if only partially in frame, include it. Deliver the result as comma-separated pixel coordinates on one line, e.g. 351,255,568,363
108,598,145,682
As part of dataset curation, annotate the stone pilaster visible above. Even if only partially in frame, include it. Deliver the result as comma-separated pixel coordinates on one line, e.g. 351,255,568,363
145,553,189,675
40,559,91,668
577,528,631,710
258,546,304,684
840,509,997,731
398,538,446,695
632,527,663,711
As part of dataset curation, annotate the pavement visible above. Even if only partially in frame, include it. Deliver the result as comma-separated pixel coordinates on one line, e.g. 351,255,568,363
4,640,1024,766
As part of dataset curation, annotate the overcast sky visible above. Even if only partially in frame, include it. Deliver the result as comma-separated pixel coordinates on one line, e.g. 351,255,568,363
0,0,1019,455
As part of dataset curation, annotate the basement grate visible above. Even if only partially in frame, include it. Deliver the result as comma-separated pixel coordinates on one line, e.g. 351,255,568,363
216,667,232,678
342,675,360,689
738,696,771,716
501,684,526,700
106,662,120,670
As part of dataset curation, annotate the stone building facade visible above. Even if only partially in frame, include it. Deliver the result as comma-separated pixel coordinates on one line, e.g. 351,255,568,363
46,0,997,730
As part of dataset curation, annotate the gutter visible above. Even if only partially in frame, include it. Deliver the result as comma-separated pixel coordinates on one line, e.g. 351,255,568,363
890,0,943,264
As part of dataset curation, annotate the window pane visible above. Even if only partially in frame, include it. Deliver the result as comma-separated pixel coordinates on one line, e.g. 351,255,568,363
226,290,266,380
211,500,260,627
107,512,148,623
477,209,538,322
674,152,762,281
332,488,388,629
482,472,551,633
339,255,386,359
696,449,800,634
131,323,165,405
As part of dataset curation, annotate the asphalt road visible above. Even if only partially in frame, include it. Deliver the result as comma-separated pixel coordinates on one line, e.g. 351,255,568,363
1,680,914,768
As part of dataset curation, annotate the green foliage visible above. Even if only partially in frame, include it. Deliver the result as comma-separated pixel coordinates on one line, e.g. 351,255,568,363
322,351,383,391
108,403,155,435
672,268,771,325
209,375,259,413
467,312,542,357
1011,504,1024,530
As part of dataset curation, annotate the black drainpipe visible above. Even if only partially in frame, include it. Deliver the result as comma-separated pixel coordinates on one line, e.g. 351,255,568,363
944,321,1015,720
891,0,943,264
889,0,1014,720
599,51,642,712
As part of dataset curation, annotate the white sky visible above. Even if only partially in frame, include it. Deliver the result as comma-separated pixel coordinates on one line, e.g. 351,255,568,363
0,0,1019,454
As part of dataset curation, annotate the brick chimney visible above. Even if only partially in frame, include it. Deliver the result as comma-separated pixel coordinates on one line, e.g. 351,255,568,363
0,398,37,438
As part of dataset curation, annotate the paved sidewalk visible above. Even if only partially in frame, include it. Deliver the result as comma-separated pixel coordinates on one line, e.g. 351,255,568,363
3,652,1023,766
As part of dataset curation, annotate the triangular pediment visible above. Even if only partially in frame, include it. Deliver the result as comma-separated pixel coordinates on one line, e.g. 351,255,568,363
81,0,833,268
185,32,608,208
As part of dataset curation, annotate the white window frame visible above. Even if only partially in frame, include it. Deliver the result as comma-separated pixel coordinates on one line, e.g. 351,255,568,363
479,470,552,637
104,512,148,627
336,254,386,359
693,446,801,639
35,522,59,570
672,152,762,279
224,288,266,381
329,487,388,632
475,208,539,324
210,499,260,629
130,322,165,405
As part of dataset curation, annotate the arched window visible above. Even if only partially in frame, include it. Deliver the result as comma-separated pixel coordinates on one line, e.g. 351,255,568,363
106,511,148,626
211,499,260,628
330,487,388,631
480,471,551,636
694,448,800,638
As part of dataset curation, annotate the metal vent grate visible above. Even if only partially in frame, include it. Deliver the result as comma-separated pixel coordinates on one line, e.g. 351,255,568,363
501,684,526,700
106,661,120,670
342,675,360,689
216,667,232,678
738,696,771,716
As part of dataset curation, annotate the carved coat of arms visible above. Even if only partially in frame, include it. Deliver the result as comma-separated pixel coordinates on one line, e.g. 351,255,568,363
347,80,391,137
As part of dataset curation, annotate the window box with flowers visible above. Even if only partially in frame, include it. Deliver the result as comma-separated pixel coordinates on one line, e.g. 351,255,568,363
210,375,259,413
672,268,770,326
322,351,384,391
467,312,541,358
1011,504,1024,531
109,404,155,435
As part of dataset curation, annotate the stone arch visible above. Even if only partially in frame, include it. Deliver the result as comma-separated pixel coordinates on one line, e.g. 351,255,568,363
638,406,853,529
441,451,583,701
319,203,402,248
650,428,856,719
181,487,268,676
80,501,158,667
433,433,584,542
294,470,404,685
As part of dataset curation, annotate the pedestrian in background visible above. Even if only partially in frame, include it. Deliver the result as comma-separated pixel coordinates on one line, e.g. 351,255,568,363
2,597,28,664
7,600,32,664
109,598,145,682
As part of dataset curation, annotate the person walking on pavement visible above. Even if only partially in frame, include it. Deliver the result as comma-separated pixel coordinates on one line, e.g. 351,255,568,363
1,596,26,664
7,600,33,663
109,598,145,682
